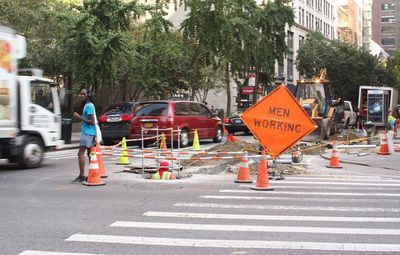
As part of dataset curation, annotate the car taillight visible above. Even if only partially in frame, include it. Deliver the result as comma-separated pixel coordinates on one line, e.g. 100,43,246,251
121,114,132,122
224,118,230,124
99,115,107,123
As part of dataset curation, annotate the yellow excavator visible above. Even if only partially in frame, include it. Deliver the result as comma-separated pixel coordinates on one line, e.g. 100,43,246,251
296,69,344,140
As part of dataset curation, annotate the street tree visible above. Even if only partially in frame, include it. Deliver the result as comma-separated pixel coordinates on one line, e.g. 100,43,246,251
61,0,151,93
181,0,294,115
296,32,396,102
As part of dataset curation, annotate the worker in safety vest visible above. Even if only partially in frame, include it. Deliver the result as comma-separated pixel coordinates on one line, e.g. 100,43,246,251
151,161,176,180
388,110,397,131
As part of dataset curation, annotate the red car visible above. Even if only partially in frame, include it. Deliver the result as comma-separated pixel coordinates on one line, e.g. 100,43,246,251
130,101,223,147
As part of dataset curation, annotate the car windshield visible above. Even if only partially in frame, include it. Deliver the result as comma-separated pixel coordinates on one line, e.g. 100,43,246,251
103,103,132,115
135,102,169,116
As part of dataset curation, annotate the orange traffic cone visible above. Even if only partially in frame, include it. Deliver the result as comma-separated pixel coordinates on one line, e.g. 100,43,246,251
326,141,342,168
82,152,105,186
377,132,390,155
251,150,273,191
227,133,238,142
95,143,107,178
235,154,252,183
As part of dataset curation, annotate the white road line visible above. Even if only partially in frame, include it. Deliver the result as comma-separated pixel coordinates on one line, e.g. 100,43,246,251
110,221,400,235
200,195,399,203
238,184,400,190
19,251,105,255
65,234,400,252
220,189,400,197
174,202,400,212
144,211,400,223
274,177,400,182
263,181,400,187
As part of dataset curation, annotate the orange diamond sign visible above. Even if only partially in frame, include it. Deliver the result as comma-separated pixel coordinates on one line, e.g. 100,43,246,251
241,85,317,158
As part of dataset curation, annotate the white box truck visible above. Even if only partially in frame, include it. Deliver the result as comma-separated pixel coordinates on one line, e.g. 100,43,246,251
358,85,399,126
0,25,62,168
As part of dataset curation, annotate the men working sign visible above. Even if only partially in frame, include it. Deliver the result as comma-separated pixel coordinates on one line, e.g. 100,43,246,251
241,85,317,158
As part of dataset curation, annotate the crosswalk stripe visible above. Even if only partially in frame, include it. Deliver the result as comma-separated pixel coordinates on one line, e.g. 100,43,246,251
200,195,399,203
274,177,400,182
65,233,400,252
264,181,400,187
19,251,105,255
220,189,400,197
110,221,400,235
174,202,400,212
238,184,400,190
143,211,400,222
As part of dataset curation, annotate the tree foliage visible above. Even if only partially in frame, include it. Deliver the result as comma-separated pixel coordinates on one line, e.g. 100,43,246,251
61,0,151,92
295,32,397,102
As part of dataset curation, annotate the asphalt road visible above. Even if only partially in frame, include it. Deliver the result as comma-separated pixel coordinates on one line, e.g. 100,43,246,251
1,136,400,255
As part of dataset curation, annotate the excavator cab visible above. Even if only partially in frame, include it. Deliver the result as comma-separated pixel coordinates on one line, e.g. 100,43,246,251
296,69,343,140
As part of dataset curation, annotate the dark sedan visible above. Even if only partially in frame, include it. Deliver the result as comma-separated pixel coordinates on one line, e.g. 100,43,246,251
98,102,136,145
224,112,251,134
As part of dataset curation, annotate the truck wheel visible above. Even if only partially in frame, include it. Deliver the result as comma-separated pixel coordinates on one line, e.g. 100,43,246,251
19,136,44,169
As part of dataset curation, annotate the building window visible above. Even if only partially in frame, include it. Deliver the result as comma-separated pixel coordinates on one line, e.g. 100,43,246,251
287,58,293,81
287,31,294,51
381,15,396,22
381,26,395,34
278,64,284,78
381,3,395,10
381,37,396,45
299,35,305,47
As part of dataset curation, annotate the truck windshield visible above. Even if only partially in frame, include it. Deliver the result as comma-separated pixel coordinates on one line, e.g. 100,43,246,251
31,81,54,112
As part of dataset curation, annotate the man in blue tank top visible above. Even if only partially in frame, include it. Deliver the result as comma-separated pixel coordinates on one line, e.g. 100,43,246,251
71,88,96,183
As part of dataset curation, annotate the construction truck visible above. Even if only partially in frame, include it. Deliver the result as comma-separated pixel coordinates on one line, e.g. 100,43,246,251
296,69,344,140
0,25,63,168
358,86,398,127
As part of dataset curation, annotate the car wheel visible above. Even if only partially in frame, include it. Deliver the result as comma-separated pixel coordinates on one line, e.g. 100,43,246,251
213,127,223,143
180,129,190,148
19,136,44,169
103,139,114,146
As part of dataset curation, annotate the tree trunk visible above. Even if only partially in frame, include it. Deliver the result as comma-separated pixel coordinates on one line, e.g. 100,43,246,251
225,62,231,116
66,75,73,115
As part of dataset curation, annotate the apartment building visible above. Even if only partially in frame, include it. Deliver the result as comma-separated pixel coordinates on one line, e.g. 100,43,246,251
371,0,400,56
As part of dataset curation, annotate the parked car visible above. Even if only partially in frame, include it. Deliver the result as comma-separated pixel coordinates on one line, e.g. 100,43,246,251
130,101,223,147
224,111,251,135
343,100,357,128
98,102,137,145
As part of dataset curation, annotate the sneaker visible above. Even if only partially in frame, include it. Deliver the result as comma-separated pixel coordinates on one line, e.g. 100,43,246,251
71,175,86,183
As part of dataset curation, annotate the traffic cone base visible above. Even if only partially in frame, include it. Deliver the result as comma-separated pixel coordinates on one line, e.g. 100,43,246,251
83,154,105,186
235,157,252,183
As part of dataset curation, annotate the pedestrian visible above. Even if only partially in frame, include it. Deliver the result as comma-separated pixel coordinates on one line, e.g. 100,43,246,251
71,88,97,183
387,110,396,131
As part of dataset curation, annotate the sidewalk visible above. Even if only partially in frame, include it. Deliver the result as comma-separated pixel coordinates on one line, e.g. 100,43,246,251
58,132,81,150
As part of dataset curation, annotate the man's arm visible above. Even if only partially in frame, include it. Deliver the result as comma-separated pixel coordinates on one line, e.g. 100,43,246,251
73,112,95,125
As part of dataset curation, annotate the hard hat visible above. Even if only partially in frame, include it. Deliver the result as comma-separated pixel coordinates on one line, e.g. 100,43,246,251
159,161,169,171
